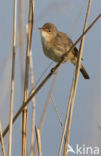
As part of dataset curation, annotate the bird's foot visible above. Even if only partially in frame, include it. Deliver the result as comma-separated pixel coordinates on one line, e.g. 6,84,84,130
51,67,57,74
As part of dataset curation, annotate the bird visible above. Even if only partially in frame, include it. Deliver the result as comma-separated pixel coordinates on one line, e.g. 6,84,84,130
39,22,90,79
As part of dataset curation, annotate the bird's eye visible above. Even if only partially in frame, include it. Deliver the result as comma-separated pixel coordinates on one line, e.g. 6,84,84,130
48,29,51,32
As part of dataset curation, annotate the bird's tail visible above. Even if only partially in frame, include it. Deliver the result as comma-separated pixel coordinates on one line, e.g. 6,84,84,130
80,64,90,79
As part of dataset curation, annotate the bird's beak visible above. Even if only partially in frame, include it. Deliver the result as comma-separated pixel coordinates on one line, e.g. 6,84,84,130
38,27,43,30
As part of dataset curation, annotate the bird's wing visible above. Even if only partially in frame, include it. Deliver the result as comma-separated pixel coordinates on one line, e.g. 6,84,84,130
57,32,80,58
56,32,73,51
51,31,80,58
73,47,79,57
53,32,79,55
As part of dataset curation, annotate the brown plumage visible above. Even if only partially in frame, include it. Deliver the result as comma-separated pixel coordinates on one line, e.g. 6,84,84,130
39,22,90,79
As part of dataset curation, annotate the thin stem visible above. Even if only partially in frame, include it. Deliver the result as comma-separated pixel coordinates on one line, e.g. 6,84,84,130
8,0,17,156
35,127,42,156
0,123,6,156
22,0,34,155
58,73,75,156
63,1,92,156
19,0,25,91
2,13,101,139
29,50,36,156
51,96,63,128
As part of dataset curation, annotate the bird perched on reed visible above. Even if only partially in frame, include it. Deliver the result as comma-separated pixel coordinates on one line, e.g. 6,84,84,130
39,22,90,79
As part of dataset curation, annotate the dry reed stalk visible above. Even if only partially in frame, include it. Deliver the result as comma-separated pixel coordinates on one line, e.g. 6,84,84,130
19,0,25,90
51,96,63,127
35,127,42,156
34,71,59,155
29,51,36,156
27,4,35,155
63,1,92,156
0,123,6,156
2,13,101,139
58,72,75,155
8,0,17,156
22,0,34,155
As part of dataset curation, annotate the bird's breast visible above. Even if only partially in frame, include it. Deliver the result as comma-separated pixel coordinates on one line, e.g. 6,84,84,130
41,38,60,62
41,35,76,63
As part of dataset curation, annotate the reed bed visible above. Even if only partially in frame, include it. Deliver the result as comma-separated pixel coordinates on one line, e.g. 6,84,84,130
0,0,101,156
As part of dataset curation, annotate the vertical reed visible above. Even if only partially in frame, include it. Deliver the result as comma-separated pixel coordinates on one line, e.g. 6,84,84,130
63,1,92,156
8,0,17,155
29,50,36,156
22,0,34,155
35,127,42,156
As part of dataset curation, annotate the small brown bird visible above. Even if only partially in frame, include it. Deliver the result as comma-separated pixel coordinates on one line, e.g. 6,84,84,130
39,22,90,79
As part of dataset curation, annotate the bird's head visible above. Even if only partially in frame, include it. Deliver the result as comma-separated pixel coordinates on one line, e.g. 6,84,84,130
39,23,57,41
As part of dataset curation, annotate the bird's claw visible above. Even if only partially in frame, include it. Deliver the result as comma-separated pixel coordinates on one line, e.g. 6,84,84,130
51,67,57,74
